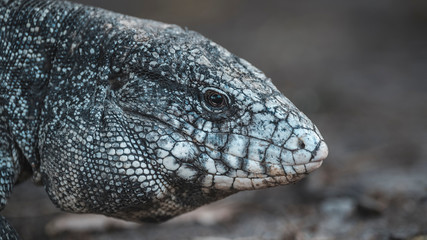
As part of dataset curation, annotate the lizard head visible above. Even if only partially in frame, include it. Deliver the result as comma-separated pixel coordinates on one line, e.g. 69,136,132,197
101,19,328,220
39,15,327,222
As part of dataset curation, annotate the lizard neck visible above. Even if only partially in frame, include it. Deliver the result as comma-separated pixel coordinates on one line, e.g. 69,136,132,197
0,0,86,180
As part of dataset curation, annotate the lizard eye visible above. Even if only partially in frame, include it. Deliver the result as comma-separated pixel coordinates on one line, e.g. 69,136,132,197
202,88,230,112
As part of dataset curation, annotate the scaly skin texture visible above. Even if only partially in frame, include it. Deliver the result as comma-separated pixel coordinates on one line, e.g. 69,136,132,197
0,0,328,238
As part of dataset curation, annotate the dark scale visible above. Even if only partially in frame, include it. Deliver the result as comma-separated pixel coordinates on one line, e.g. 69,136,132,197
0,0,328,238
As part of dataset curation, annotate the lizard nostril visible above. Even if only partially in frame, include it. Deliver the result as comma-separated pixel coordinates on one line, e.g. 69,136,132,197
297,139,306,149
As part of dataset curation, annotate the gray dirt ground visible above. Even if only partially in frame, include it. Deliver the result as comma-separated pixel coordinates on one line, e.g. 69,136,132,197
3,0,427,239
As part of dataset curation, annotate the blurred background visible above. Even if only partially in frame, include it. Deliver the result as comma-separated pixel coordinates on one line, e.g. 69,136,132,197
3,0,427,239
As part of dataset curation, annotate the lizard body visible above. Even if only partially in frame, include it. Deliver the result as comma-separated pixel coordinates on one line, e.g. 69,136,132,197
0,0,328,238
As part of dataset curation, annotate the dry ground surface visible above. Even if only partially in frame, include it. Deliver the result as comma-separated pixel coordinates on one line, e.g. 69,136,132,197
3,0,427,239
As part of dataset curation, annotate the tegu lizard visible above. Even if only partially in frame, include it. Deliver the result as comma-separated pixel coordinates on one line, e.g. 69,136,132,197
0,0,328,238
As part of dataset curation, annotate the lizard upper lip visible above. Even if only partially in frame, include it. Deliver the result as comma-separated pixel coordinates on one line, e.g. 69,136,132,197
303,160,323,173
312,141,328,162
301,141,328,173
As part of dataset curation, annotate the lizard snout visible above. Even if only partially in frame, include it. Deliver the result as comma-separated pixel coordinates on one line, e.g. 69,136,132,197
305,141,328,173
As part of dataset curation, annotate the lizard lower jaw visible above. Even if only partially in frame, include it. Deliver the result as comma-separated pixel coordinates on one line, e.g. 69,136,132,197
202,172,307,192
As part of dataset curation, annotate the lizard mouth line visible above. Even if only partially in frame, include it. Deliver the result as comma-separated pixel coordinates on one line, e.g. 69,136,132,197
202,142,323,166
199,144,324,177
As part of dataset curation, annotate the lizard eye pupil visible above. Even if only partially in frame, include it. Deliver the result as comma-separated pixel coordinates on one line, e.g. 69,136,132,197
206,91,225,106
202,88,230,112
